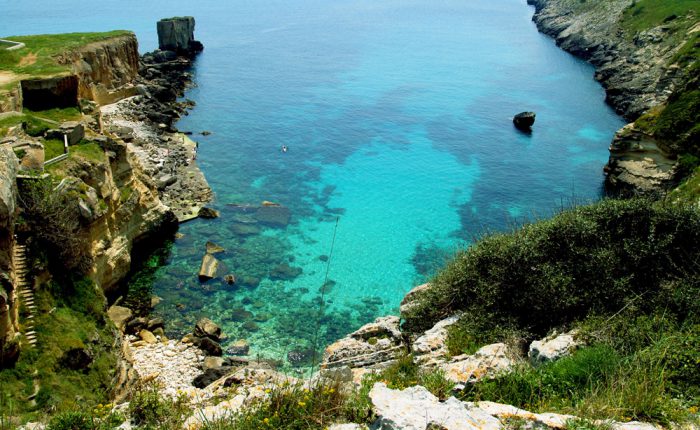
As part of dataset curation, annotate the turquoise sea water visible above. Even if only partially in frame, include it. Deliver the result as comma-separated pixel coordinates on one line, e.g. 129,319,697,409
2,0,626,368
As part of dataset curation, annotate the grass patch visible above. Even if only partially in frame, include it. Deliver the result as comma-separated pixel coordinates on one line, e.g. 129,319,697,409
43,139,65,160
621,0,699,35
25,107,81,123
669,166,700,204
69,142,105,163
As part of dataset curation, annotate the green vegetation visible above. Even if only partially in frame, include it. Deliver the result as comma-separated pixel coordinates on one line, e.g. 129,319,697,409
0,107,81,137
43,139,64,160
460,313,698,425
17,177,93,272
0,276,117,422
70,141,105,163
403,198,700,335
0,31,131,90
621,0,699,35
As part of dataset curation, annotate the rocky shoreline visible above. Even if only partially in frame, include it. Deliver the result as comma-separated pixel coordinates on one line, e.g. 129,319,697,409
526,0,697,194
100,45,212,222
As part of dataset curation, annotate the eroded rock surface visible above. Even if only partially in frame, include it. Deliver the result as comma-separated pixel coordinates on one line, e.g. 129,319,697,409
322,316,406,370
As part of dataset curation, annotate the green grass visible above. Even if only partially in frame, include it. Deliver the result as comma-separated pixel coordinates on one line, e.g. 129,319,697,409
0,107,82,138
669,166,700,205
43,139,65,160
0,31,132,90
621,0,699,35
70,142,105,163
26,107,81,123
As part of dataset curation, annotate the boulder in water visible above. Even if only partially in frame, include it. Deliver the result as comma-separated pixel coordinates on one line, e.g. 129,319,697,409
513,111,536,130
194,317,222,341
199,254,220,280
255,205,291,227
226,339,250,356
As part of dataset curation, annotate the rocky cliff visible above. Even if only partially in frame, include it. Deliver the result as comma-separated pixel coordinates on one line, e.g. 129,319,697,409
56,33,140,105
0,146,19,367
52,134,177,293
527,0,699,193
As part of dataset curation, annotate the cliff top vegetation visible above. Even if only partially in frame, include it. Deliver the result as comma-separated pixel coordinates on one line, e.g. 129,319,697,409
0,30,132,91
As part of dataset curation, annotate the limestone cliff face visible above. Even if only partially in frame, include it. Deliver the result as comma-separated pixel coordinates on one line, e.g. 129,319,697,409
0,147,19,366
527,0,697,193
527,0,687,120
61,137,176,293
56,33,140,105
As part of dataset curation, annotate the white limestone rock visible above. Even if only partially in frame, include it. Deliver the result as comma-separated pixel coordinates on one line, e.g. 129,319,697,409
412,315,460,365
322,316,405,369
529,331,580,364
441,343,515,383
369,382,501,430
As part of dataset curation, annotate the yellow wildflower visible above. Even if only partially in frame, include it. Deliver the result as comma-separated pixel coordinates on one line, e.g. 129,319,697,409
298,401,306,407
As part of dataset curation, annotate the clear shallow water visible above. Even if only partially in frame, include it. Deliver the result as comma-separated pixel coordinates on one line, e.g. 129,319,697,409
3,0,626,369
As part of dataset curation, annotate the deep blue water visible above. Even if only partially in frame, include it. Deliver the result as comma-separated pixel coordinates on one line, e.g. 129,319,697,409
2,0,625,369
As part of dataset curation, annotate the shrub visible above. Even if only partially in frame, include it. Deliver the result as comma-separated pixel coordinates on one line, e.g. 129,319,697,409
47,411,94,430
402,198,700,335
17,177,92,274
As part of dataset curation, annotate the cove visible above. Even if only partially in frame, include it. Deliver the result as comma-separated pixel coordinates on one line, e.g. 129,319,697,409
2,0,626,368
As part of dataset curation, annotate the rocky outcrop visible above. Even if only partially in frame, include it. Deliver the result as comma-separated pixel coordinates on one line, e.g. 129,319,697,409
74,136,177,292
526,0,686,120
157,17,204,56
412,315,459,365
604,123,676,192
441,343,516,384
513,111,536,130
369,383,501,430
529,331,581,364
322,316,406,370
56,33,140,105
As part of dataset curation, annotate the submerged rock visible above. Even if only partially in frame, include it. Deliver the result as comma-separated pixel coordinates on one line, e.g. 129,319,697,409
206,241,225,254
255,205,291,227
269,263,302,281
198,207,220,219
287,347,316,367
513,111,536,130
230,223,261,236
226,339,250,356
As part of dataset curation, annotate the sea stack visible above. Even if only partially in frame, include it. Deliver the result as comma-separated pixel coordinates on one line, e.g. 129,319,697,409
156,16,204,56
513,111,536,131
